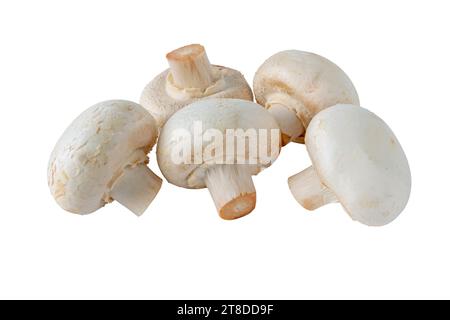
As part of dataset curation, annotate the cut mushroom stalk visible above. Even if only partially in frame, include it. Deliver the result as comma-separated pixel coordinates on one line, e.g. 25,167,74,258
268,103,304,145
204,165,256,220
288,166,338,210
166,44,214,90
110,165,163,216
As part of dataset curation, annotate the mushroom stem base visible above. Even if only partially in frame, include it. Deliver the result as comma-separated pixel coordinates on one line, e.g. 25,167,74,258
110,165,162,216
288,166,337,210
204,165,256,220
268,103,304,145
166,44,214,90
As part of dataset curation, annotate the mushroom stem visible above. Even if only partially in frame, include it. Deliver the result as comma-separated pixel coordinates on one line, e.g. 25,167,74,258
110,165,162,216
204,165,256,220
288,166,338,210
166,44,214,90
268,103,304,145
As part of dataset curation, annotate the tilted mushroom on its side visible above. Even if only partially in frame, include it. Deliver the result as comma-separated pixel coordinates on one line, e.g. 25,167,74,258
157,98,281,220
253,50,359,145
288,104,411,226
140,44,253,127
48,100,162,216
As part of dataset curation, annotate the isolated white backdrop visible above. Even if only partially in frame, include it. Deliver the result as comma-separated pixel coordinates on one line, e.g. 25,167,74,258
0,0,448,299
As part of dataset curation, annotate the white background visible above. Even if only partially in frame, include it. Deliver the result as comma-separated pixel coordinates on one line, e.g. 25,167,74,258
0,0,448,299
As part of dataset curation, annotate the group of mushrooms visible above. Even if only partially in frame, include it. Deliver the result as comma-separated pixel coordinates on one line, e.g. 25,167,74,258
48,44,411,226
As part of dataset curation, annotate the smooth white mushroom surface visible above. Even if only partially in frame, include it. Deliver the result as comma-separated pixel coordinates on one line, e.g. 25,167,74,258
48,100,162,216
288,104,411,226
157,98,280,220
253,50,359,144
140,44,253,127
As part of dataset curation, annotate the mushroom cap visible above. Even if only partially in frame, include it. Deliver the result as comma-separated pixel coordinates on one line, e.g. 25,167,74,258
157,98,280,189
48,100,158,214
253,50,359,133
140,65,253,127
306,104,411,226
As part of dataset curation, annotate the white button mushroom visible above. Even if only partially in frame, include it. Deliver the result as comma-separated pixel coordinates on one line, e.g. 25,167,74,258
157,98,281,220
288,104,411,226
140,44,253,127
253,50,359,145
48,100,162,216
